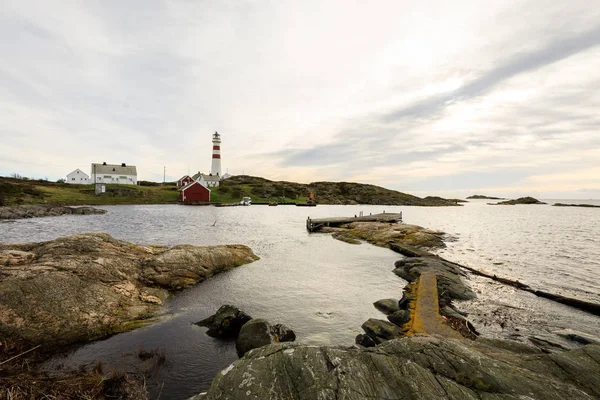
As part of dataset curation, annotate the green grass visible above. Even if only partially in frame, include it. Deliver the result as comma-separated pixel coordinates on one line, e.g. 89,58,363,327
1,174,461,206
210,184,308,204
0,178,179,206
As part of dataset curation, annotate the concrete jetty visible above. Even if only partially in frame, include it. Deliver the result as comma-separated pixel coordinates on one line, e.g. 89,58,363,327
306,212,402,232
404,272,463,338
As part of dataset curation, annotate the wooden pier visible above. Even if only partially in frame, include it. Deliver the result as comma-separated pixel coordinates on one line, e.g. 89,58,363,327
306,212,402,232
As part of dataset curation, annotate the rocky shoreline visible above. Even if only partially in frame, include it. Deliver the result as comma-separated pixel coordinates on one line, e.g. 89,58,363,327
0,233,259,347
0,204,107,219
0,233,258,399
2,222,599,399
196,220,600,399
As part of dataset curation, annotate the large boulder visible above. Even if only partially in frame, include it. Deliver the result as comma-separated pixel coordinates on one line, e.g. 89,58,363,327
0,233,259,347
373,298,400,315
355,334,376,348
201,337,600,400
361,318,403,344
195,305,252,338
387,310,410,326
272,323,296,342
235,319,272,356
235,319,296,357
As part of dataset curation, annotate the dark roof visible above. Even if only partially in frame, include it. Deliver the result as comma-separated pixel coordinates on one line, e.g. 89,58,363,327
191,172,220,182
91,163,137,175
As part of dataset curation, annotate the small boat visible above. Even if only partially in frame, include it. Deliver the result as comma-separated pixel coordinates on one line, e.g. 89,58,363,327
239,197,252,206
296,200,316,207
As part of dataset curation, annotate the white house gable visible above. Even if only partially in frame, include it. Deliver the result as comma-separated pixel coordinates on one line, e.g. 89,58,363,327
66,169,90,184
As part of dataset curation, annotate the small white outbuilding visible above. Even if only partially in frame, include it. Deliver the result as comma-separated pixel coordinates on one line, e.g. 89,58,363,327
66,169,90,184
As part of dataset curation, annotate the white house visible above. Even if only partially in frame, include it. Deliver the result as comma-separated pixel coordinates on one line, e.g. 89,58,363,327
66,169,89,184
91,162,138,185
192,172,220,187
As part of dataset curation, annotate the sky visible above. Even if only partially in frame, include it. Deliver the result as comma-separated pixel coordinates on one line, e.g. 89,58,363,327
1,0,599,199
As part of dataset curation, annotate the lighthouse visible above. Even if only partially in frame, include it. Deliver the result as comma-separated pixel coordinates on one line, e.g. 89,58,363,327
211,131,222,177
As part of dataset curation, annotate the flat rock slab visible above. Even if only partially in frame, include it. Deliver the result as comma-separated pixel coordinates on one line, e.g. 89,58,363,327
0,233,259,346
554,329,600,345
202,336,600,399
0,205,107,219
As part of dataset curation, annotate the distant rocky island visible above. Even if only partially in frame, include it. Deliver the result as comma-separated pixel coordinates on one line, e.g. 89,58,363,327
493,197,547,205
467,194,505,200
554,203,600,208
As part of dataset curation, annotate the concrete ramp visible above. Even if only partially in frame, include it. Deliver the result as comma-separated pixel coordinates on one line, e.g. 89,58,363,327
404,272,463,338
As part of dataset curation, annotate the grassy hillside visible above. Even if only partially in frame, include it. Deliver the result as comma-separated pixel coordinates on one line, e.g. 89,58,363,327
213,175,460,206
0,175,460,206
0,177,178,206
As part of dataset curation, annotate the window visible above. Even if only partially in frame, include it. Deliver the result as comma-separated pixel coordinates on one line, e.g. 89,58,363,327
72,178,75,181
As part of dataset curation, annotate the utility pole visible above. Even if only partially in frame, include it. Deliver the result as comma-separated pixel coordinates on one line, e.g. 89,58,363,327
163,166,166,185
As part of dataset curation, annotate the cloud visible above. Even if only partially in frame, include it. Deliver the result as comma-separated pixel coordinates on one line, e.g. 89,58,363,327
0,0,599,198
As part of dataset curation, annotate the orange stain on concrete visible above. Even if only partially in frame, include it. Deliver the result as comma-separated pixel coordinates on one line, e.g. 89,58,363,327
403,272,462,338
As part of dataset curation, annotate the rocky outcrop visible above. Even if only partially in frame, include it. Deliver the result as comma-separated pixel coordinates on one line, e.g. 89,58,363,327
0,233,259,347
195,305,296,357
494,197,547,205
0,205,107,219
195,305,252,338
394,257,477,302
203,337,600,400
554,329,600,345
327,222,446,250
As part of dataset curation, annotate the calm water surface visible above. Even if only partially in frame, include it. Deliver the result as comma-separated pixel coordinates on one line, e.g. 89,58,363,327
1,201,599,399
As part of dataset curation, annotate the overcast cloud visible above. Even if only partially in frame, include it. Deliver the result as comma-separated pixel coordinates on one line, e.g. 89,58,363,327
1,0,599,198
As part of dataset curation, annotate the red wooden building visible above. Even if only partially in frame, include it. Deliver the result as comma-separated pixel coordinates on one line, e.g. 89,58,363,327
178,181,211,203
177,175,194,187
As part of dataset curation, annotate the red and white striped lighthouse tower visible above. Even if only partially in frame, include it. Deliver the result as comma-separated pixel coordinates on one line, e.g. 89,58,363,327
211,131,222,176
